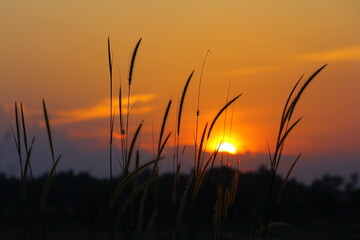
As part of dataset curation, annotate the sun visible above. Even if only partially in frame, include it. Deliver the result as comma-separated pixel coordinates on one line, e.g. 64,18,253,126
216,142,237,154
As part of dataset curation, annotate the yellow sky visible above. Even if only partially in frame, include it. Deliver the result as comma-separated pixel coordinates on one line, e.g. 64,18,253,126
1,1,359,169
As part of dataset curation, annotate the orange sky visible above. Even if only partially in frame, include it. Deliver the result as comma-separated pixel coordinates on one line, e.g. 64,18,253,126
1,1,359,181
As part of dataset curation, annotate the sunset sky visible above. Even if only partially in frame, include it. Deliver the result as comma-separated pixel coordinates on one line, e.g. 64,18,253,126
1,1,359,183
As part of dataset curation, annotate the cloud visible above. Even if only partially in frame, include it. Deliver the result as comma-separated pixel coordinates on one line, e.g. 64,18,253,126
51,94,156,125
229,66,277,76
300,46,360,62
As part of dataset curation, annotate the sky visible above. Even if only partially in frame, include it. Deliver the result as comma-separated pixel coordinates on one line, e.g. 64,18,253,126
1,1,359,184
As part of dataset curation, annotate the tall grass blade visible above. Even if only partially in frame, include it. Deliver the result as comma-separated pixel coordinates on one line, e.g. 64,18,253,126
207,94,242,140
145,207,158,240
278,153,301,201
114,176,156,224
285,64,327,123
158,100,172,153
110,158,161,207
177,71,194,135
14,102,24,179
40,154,62,211
20,103,29,152
280,76,302,128
126,121,143,174
22,137,35,198
42,99,55,163
196,123,208,178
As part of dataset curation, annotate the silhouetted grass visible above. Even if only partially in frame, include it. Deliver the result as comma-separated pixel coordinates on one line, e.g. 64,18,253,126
9,39,327,240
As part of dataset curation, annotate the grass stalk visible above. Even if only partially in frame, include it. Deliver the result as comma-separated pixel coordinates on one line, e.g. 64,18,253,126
261,64,327,239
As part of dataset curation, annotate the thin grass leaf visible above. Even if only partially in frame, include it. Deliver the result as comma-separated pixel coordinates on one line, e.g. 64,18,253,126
177,71,194,135
207,94,242,140
285,64,327,123
126,121,143,174
128,38,142,87
280,76,303,127
114,176,156,224
14,102,24,180
40,154,62,211
20,103,29,152
278,153,301,201
42,99,55,163
158,132,171,157
158,100,172,153
252,222,290,239
277,117,302,155
22,137,35,198
110,158,161,207
136,186,148,237
196,123,208,177
194,147,220,201
153,132,172,175
145,207,158,240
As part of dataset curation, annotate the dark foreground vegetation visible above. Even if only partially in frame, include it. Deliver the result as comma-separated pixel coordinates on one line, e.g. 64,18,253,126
4,39,355,239
1,167,359,239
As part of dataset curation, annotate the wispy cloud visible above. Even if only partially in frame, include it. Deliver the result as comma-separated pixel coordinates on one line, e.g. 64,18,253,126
229,66,277,76
51,94,156,125
300,46,360,62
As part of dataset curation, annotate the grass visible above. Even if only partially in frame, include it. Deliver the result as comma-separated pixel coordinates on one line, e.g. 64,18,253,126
10,38,326,240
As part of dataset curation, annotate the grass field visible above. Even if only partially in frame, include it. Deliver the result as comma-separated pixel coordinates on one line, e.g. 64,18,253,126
7,38,330,240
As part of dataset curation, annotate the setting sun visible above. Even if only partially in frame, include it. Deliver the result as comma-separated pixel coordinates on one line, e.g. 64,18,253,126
216,142,237,154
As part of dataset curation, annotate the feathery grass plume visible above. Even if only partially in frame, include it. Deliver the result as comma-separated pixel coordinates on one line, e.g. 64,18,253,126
129,38,142,87
213,172,238,240
125,38,142,171
177,71,194,135
176,175,193,235
158,100,172,154
173,71,194,214
213,185,224,240
230,172,238,204
108,37,114,182
13,102,23,179
15,104,45,239
13,102,27,239
20,104,35,181
42,99,55,163
207,94,242,140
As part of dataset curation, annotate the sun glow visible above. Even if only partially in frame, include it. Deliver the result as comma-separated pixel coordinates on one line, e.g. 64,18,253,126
216,142,237,154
